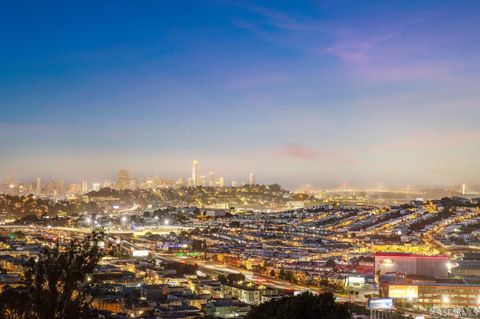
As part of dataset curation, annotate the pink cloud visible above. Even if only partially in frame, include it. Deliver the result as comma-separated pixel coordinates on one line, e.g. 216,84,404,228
231,4,480,86
353,61,475,84
278,144,320,160
277,144,357,164
322,28,393,64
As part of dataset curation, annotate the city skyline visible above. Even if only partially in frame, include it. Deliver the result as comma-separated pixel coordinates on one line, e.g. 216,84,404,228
1,160,262,195
2,1,480,188
2,170,477,195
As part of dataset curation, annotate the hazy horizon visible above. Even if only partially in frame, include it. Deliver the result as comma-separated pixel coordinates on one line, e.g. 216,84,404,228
2,168,477,192
2,1,480,188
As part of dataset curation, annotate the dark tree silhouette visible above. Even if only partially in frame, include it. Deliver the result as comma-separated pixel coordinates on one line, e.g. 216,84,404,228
217,273,245,285
246,292,350,319
226,273,245,283
229,221,241,228
166,262,198,276
0,231,104,319
325,259,336,268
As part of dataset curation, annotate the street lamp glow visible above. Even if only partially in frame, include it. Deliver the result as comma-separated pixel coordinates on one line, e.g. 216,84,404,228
85,217,92,224
442,296,449,304
121,216,128,223
164,219,170,225
446,262,452,271
154,216,159,220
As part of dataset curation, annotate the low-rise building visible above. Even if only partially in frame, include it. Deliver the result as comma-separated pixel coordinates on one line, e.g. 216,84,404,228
204,299,251,318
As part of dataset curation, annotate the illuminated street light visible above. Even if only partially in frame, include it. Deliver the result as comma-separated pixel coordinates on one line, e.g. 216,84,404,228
121,216,128,223
446,262,453,272
164,219,170,226
442,296,449,304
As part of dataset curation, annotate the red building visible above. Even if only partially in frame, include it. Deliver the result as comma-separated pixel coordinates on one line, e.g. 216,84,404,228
374,253,449,278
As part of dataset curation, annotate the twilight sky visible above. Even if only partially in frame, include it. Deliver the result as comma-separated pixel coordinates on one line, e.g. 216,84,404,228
1,1,480,188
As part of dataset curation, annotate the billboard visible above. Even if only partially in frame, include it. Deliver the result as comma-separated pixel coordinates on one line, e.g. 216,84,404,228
132,249,149,257
368,298,393,309
346,276,365,287
388,285,418,299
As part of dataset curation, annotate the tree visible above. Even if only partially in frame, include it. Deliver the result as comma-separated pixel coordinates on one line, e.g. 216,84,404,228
229,221,241,228
325,259,336,268
167,262,198,276
226,273,245,283
320,277,329,286
192,239,205,251
217,273,246,285
9,231,26,240
278,268,295,282
217,274,227,284
0,231,104,319
246,292,350,319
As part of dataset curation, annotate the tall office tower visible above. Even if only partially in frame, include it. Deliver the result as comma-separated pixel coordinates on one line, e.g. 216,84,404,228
82,180,88,193
231,180,238,187
187,177,193,187
218,176,225,187
92,183,100,191
208,172,215,187
36,177,41,195
248,173,256,185
117,169,130,190
191,160,199,186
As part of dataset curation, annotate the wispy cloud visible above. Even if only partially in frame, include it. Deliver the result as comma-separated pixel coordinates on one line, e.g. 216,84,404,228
277,144,356,164
278,144,319,160
229,3,327,53
232,4,317,32
229,3,480,85
322,28,393,64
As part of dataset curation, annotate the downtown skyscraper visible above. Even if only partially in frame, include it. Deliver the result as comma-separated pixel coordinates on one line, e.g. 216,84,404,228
191,160,199,186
